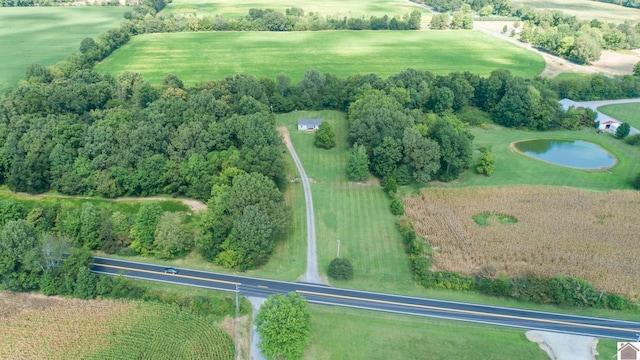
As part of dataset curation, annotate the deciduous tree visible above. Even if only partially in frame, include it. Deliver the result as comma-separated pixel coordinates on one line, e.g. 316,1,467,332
255,292,311,360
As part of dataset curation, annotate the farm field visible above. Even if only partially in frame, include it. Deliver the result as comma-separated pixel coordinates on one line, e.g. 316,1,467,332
163,0,428,18
0,7,127,90
306,304,549,360
511,0,640,23
0,291,234,360
403,186,640,299
95,30,545,85
452,125,640,190
276,111,413,292
598,102,640,130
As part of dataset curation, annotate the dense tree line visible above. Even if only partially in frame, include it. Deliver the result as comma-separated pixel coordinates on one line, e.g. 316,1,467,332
411,0,512,16
122,7,421,35
595,0,640,9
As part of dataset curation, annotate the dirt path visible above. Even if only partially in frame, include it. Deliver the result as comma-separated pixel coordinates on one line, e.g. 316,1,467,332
2,190,207,212
277,126,325,285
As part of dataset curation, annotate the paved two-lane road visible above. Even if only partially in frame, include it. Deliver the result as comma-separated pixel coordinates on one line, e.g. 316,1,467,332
92,257,640,341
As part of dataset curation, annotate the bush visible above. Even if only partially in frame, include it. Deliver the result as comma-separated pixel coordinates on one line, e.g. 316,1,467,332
390,198,405,215
615,122,631,139
327,258,354,281
314,122,336,149
604,293,629,310
625,133,640,146
634,172,640,190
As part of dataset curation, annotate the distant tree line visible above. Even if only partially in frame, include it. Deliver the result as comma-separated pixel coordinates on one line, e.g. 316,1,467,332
411,0,512,16
595,0,640,9
123,7,422,34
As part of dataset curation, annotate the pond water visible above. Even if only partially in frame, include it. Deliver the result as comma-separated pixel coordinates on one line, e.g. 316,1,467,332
513,139,617,170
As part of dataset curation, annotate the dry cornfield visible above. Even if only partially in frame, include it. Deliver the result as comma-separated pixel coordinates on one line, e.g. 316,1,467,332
0,291,134,359
403,186,640,300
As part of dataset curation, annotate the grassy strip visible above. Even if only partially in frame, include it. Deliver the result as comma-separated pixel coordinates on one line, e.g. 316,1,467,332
95,30,545,84
163,0,429,18
0,7,127,90
598,102,640,130
510,0,640,23
0,187,190,215
305,304,549,360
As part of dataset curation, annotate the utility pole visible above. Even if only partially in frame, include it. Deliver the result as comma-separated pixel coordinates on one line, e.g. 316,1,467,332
336,239,340,258
235,283,240,360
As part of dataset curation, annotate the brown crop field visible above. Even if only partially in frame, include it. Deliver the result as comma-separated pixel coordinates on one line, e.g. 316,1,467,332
0,291,134,359
0,291,235,359
403,186,640,299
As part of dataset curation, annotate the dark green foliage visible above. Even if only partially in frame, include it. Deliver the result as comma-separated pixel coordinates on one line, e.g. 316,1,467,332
130,202,163,255
633,172,640,190
381,174,398,195
314,122,336,149
615,123,631,139
475,147,496,176
390,198,405,215
415,270,475,291
153,212,192,259
428,119,473,181
625,133,640,146
0,220,41,291
73,266,97,299
634,61,640,76
346,144,369,181
327,257,354,281
0,199,27,227
255,292,311,360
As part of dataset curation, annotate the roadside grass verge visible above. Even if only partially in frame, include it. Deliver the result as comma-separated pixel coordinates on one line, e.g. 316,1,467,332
598,102,640,130
305,304,549,360
0,7,127,90
163,0,429,18
509,0,640,23
95,30,545,85
446,125,640,190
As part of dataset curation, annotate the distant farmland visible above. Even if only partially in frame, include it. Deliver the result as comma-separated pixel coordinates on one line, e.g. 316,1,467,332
95,30,545,85
0,7,127,90
510,0,640,23
163,0,429,18
404,186,640,299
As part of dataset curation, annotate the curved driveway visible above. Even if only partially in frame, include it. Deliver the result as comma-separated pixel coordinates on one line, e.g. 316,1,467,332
572,98,640,135
278,127,324,285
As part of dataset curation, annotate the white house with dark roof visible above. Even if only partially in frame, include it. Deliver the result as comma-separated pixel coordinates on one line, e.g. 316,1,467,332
297,118,323,131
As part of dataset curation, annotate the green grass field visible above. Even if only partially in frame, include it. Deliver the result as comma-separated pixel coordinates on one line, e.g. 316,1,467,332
443,125,640,191
306,305,549,360
598,102,640,130
95,30,545,85
511,0,640,23
0,7,127,90
163,0,428,18
276,111,413,291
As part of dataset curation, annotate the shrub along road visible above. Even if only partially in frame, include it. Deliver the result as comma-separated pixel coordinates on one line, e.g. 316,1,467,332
92,257,640,341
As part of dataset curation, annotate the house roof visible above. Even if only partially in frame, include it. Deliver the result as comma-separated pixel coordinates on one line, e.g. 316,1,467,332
600,120,619,125
298,118,323,127
559,98,584,111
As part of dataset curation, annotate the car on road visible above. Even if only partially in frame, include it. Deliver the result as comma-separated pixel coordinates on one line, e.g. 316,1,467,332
163,267,179,274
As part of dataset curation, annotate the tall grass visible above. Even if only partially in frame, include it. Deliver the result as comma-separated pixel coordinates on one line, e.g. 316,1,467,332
404,186,640,299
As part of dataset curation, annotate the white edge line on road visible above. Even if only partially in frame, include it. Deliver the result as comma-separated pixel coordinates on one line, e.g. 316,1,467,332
93,257,640,326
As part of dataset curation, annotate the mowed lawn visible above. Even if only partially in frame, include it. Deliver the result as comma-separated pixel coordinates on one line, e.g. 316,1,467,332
0,7,127,89
305,305,548,360
510,0,640,23
276,111,413,292
95,30,545,85
451,125,640,190
598,102,640,130
163,0,428,18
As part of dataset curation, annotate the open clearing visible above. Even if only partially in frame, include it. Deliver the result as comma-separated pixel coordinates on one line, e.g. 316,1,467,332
306,304,548,360
276,111,413,293
0,291,234,360
0,7,127,90
404,186,640,299
599,102,640,130
163,0,428,18
510,0,640,23
95,30,545,85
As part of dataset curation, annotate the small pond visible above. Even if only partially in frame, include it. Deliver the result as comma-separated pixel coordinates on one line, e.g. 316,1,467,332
513,139,617,170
